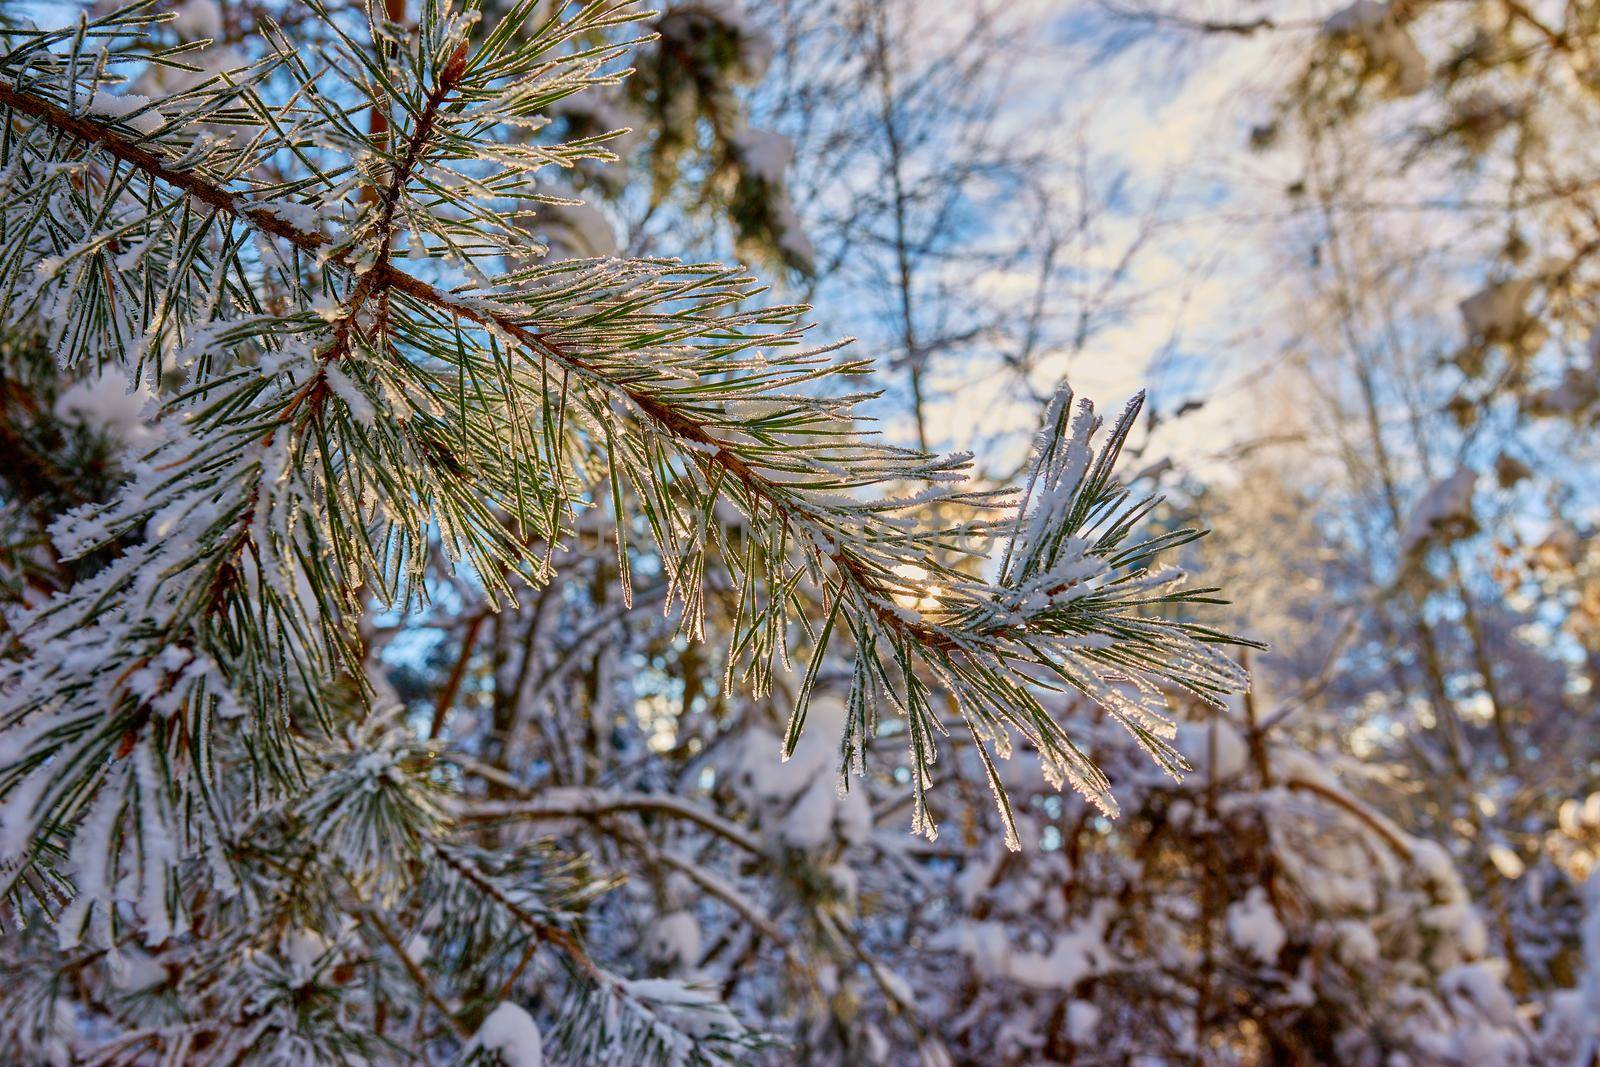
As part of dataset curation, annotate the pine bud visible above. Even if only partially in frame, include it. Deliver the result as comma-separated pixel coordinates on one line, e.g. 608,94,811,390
441,41,470,88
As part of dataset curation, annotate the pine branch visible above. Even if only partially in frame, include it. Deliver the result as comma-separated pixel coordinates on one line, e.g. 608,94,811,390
0,66,960,648
0,2,1256,964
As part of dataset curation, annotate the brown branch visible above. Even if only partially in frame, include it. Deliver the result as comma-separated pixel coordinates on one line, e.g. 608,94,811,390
1501,0,1568,52
1098,3,1283,36
651,848,791,949
0,84,331,250
458,784,765,856
431,846,600,979
361,905,472,1040
427,610,487,739
1281,775,1413,862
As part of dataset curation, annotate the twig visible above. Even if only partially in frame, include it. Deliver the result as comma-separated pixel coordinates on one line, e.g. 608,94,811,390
361,906,472,1040
428,611,487,740
458,785,765,856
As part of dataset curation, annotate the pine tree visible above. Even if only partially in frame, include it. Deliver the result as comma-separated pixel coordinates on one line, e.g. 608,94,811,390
0,2,1255,1061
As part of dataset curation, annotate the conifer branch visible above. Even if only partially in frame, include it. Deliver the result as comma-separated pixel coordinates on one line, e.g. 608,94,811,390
0,9,1256,1013
0,62,1203,750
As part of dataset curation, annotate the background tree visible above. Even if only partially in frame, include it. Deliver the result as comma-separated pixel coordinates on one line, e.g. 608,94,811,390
1096,0,1600,1058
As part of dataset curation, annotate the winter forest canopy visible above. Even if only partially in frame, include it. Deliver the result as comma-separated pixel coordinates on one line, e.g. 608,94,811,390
0,1,1597,1065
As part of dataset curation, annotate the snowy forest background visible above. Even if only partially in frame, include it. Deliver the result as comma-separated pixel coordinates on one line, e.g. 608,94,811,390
0,0,1598,1064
